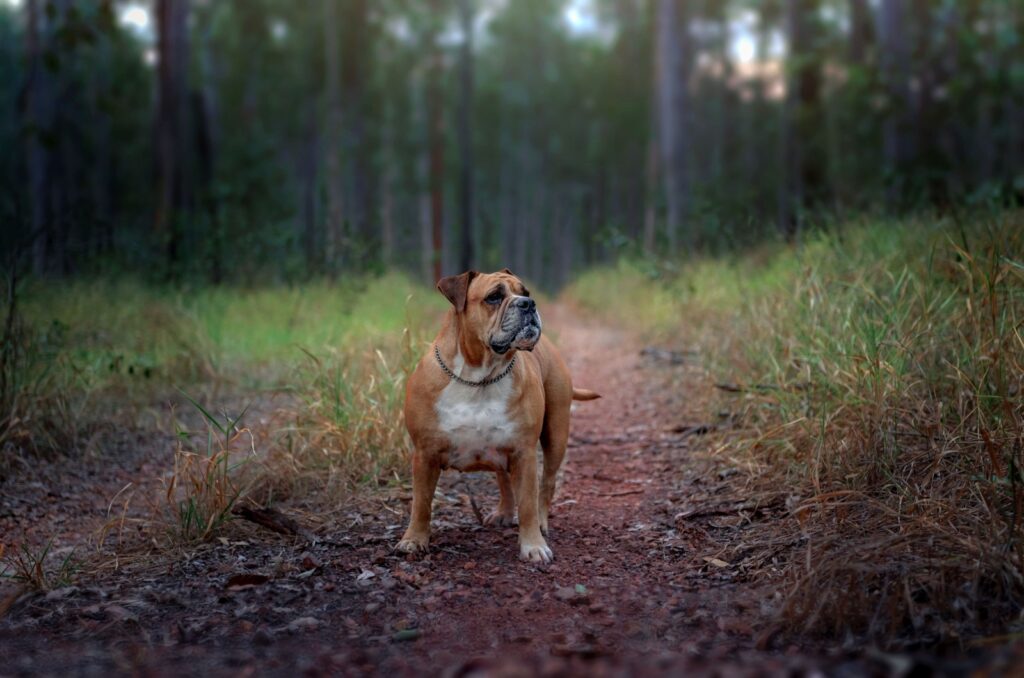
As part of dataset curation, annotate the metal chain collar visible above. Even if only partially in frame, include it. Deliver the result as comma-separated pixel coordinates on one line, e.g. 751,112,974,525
434,345,516,387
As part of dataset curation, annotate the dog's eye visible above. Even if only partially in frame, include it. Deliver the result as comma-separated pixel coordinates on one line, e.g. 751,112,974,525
485,291,504,305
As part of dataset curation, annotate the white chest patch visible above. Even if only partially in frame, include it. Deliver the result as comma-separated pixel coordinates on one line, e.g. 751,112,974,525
436,364,518,469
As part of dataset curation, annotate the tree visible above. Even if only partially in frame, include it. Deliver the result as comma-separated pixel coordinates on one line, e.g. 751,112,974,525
779,0,822,238
324,0,344,277
457,0,475,272
428,0,445,283
655,0,691,254
154,0,191,272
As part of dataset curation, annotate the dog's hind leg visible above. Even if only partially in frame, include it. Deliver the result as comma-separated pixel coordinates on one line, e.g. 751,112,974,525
539,411,569,536
484,468,517,527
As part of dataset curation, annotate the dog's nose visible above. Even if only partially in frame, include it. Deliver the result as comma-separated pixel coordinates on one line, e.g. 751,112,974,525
515,297,535,311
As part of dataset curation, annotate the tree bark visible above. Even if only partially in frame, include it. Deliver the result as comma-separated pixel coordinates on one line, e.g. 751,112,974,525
24,0,51,275
341,0,371,258
457,0,475,272
428,2,445,283
779,0,822,239
323,0,344,278
655,0,691,255
878,0,914,208
848,0,873,65
154,0,191,273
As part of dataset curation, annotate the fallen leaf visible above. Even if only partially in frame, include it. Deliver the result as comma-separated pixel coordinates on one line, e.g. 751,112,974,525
702,557,730,568
226,573,271,591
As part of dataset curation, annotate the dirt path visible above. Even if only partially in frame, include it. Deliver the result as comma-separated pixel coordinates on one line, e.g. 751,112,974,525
0,307,999,676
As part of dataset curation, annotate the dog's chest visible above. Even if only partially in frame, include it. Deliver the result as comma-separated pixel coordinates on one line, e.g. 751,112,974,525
436,380,518,468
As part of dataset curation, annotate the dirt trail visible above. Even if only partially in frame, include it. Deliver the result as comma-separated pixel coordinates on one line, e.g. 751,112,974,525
0,306,992,676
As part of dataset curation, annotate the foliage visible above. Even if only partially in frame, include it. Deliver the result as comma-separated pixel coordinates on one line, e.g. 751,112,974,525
566,212,1024,644
3,1,1023,287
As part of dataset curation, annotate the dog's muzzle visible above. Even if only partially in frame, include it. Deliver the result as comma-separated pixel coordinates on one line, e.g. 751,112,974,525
491,296,542,353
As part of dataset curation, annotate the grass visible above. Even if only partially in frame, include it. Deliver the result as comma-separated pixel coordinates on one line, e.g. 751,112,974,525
0,539,79,592
8,271,445,549
565,212,1024,646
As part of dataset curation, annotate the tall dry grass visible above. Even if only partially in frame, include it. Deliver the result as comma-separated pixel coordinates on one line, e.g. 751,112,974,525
567,213,1024,645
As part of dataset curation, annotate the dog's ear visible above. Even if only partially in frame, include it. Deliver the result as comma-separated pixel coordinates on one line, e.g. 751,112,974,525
437,271,478,313
500,268,515,276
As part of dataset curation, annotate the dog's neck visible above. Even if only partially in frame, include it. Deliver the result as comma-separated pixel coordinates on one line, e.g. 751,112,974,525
437,311,512,381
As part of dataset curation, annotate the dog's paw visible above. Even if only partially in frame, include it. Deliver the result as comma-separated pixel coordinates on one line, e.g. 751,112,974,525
484,510,517,527
519,539,553,563
395,534,429,554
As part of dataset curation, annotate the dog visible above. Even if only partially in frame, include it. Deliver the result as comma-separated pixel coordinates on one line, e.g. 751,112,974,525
397,269,599,562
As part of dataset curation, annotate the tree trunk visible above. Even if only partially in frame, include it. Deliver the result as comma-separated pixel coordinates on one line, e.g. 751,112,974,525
323,0,344,278
24,0,51,276
154,0,191,273
779,0,822,239
341,0,371,260
878,0,913,208
457,0,475,272
655,0,691,255
428,4,445,283
848,0,873,65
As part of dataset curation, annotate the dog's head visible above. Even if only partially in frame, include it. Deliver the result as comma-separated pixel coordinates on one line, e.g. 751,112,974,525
437,269,542,356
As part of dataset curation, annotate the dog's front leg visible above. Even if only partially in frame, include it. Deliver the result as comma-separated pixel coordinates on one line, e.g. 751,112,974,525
396,448,440,553
511,446,553,562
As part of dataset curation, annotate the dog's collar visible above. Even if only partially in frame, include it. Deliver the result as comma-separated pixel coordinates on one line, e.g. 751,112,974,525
434,345,516,387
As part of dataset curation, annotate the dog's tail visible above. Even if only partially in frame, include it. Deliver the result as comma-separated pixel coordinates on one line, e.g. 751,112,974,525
572,388,601,401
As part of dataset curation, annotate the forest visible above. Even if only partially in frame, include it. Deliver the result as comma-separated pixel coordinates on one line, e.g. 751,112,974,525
1,0,1021,286
1,0,1024,675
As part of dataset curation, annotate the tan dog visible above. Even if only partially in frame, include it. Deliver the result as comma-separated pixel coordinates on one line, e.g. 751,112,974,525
397,269,599,562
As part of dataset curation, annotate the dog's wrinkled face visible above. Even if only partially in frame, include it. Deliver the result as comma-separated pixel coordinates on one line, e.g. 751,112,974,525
437,269,542,355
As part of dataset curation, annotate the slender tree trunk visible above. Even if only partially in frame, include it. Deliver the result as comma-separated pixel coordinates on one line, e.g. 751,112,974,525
848,0,873,65
380,101,396,267
24,0,51,275
878,0,913,208
655,0,690,255
642,0,659,254
412,68,433,283
341,0,370,259
457,0,475,272
301,108,320,274
428,7,445,283
154,0,190,273
780,0,821,239
323,0,344,278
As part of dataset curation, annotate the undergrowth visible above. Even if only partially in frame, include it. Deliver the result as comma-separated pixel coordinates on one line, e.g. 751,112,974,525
566,213,1024,646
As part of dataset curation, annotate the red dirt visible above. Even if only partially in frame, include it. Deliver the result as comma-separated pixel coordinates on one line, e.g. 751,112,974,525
0,308,1017,676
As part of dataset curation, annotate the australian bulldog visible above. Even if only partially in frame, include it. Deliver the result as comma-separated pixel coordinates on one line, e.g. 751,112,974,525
397,269,599,562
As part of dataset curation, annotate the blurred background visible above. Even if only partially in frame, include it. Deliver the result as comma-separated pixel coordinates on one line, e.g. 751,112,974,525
0,0,1021,290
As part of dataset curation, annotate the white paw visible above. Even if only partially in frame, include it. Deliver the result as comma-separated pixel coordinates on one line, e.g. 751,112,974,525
519,540,554,563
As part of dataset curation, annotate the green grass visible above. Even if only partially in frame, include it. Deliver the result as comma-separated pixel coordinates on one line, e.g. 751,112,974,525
18,271,443,384
566,212,1024,645
5,272,446,546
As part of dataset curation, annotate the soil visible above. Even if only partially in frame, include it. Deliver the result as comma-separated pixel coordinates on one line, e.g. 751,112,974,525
0,307,1020,677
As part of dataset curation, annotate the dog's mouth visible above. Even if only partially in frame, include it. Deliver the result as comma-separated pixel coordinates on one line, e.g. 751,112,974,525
490,309,542,354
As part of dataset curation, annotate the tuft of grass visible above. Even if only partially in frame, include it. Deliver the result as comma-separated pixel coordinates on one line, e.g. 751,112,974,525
159,393,253,544
256,325,425,500
0,539,79,592
566,212,1024,646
